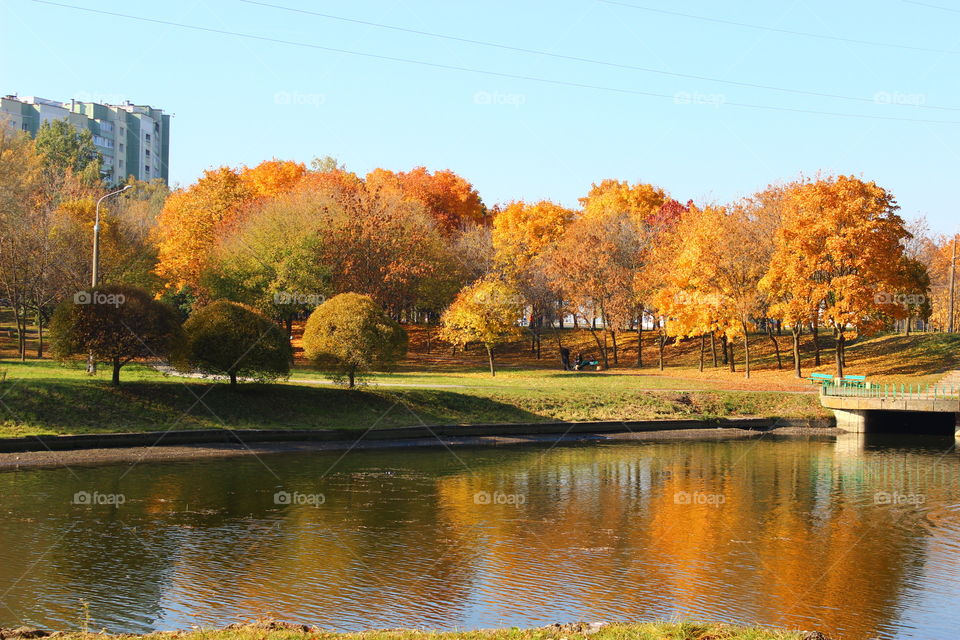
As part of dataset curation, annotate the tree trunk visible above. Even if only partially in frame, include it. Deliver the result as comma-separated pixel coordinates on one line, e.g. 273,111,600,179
906,315,912,336
36,310,44,359
835,328,845,378
721,334,729,365
552,325,563,349
699,334,705,372
812,321,821,366
12,306,25,362
657,330,666,371
636,317,643,367
766,323,782,370
588,327,608,369
348,370,356,387
112,357,121,386
742,324,751,379
791,326,802,378
710,332,718,368
610,331,618,365
230,371,238,389
485,344,496,377
728,339,736,373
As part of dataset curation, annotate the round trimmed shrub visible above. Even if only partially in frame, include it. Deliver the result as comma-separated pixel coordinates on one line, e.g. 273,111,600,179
302,293,407,387
178,300,291,388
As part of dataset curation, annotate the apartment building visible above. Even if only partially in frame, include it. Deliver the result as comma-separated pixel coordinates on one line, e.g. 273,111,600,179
1,94,170,184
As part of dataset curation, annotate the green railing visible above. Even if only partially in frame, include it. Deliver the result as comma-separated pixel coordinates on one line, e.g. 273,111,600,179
821,381,960,399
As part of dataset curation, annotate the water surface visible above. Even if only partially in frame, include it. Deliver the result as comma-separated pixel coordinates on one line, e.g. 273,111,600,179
2,434,959,640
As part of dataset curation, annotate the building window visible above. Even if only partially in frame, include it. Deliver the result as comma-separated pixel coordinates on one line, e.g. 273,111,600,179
145,165,150,173
119,143,124,152
145,133,151,142
119,159,123,167
145,149,150,157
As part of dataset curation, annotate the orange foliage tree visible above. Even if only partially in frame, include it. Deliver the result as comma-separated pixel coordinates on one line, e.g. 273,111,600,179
240,159,306,200
367,166,486,233
762,176,910,377
154,167,251,298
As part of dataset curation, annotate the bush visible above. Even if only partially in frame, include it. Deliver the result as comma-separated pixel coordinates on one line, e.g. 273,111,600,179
302,293,407,387
50,285,184,386
177,300,291,388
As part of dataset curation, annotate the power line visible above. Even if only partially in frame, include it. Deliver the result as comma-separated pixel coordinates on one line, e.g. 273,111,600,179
903,0,960,14
237,0,960,112
27,0,960,125
597,0,960,55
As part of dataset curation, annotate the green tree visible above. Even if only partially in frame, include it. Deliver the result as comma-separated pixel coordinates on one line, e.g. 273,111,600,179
50,286,184,386
177,301,291,389
439,278,523,376
202,210,330,335
302,293,408,387
34,119,101,182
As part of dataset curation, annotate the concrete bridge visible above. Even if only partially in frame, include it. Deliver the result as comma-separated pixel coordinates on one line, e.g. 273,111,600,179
820,371,960,435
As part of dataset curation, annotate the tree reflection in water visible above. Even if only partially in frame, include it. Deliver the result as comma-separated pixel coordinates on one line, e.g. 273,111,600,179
1,434,958,639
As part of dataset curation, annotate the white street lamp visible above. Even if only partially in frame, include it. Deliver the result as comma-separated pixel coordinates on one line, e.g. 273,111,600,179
91,185,132,287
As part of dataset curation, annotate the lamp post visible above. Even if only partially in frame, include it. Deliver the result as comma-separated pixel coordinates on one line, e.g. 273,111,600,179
949,234,957,333
91,185,132,287
86,184,132,374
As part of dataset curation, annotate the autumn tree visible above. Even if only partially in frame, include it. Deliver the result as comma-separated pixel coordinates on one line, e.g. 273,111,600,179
579,179,666,222
580,180,677,366
893,256,932,334
656,203,767,378
0,122,45,360
177,300,291,389
241,159,307,200
154,167,251,299
492,200,575,357
439,278,523,376
303,293,408,387
367,166,487,233
50,285,184,385
762,176,910,377
546,209,640,367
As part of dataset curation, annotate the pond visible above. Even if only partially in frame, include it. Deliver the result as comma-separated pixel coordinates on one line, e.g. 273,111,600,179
2,434,959,640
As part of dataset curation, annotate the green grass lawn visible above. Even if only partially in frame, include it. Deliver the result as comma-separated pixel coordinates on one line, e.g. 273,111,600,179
3,327,953,439
287,366,721,390
0,358,826,438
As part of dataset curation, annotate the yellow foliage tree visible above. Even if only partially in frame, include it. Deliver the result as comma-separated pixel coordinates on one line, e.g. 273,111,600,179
439,278,523,376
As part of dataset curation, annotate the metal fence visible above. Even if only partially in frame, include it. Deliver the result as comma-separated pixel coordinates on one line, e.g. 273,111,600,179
822,382,960,399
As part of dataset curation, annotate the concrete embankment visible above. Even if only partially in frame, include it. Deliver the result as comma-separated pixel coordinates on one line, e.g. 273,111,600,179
0,417,838,469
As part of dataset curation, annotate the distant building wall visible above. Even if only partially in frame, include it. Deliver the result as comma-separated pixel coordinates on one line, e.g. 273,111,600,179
0,94,171,184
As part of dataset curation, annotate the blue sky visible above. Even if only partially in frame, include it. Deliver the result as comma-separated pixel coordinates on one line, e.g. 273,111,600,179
3,0,959,233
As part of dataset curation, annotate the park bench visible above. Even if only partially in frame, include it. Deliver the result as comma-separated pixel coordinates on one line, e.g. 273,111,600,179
838,374,867,388
809,373,833,385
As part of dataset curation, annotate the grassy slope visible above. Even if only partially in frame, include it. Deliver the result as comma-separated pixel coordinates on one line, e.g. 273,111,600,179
48,623,807,640
1,316,957,438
